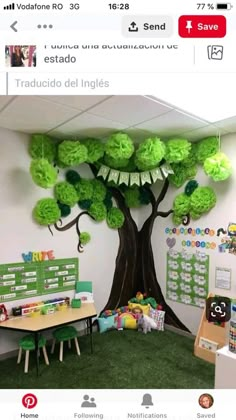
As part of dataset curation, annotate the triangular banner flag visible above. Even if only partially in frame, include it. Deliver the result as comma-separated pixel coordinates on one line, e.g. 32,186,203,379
130,172,140,186
150,168,163,183
118,172,130,185
108,169,119,183
140,171,152,185
97,165,110,180
161,163,174,178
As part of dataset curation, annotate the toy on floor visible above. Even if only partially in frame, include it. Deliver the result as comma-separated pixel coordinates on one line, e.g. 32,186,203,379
137,314,158,334
129,292,163,310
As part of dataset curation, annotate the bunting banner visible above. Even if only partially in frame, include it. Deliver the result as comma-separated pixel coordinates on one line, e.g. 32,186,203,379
97,163,173,186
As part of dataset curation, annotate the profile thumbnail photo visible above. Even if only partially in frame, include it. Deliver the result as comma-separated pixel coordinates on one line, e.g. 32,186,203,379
5,45,36,67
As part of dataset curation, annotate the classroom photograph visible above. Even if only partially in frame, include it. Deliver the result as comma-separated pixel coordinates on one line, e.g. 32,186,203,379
0,89,235,389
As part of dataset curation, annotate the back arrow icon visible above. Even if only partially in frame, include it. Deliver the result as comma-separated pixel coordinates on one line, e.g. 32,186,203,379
10,21,18,32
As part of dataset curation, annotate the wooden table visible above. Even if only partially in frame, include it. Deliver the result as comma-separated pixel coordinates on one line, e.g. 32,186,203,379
0,303,97,375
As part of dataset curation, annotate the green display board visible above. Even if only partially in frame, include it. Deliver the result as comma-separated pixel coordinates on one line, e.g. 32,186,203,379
166,249,209,308
0,258,78,302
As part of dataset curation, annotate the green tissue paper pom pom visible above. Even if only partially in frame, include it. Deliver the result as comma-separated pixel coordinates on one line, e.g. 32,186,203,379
121,155,137,172
83,138,105,163
182,143,198,167
169,164,187,188
75,179,93,201
103,196,113,211
29,134,56,163
30,159,57,188
190,186,216,215
165,139,191,163
184,180,199,196
80,232,91,245
54,182,78,207
106,207,125,229
57,202,71,218
89,202,107,222
92,180,107,202
135,137,166,171
172,213,183,226
66,170,81,185
185,165,197,179
196,136,219,163
190,210,201,220
33,198,61,225
124,187,141,208
204,152,232,181
78,199,92,210
104,154,129,169
105,133,134,160
173,193,190,216
58,140,88,166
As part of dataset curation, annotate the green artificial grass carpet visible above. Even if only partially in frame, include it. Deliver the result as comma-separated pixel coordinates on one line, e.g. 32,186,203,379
0,330,214,389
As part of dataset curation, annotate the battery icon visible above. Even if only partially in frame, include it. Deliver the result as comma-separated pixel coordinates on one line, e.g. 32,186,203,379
216,3,233,9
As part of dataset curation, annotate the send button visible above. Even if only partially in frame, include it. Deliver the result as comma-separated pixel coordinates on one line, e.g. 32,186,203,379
122,16,173,37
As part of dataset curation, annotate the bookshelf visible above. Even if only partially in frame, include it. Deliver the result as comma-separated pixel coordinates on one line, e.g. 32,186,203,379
194,293,228,364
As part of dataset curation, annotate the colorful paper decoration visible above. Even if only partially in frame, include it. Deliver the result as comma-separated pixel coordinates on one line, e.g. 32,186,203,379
165,227,215,236
96,163,173,186
22,250,55,262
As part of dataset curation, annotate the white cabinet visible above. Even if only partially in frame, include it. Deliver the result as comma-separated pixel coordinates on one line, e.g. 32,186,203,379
215,345,236,388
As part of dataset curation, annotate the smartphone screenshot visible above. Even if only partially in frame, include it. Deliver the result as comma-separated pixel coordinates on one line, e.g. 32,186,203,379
0,0,235,419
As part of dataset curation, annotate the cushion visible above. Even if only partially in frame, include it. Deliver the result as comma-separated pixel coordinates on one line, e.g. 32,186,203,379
97,315,117,333
119,312,137,329
149,308,165,331
128,302,150,315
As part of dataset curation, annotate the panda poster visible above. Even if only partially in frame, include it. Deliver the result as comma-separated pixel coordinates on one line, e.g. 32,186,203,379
166,249,209,308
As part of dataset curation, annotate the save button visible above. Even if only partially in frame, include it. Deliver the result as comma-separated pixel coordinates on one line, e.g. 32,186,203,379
178,15,226,38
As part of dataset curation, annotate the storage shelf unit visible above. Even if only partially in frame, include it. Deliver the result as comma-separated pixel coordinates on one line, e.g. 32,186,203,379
194,294,228,364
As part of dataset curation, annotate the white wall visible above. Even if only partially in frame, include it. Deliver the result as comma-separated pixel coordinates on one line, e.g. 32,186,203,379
139,133,236,334
0,128,120,354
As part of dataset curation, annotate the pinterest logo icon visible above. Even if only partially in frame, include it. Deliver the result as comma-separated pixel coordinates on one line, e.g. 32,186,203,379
22,393,38,409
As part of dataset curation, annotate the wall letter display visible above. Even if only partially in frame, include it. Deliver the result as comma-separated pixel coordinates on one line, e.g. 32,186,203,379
166,249,209,308
0,258,78,302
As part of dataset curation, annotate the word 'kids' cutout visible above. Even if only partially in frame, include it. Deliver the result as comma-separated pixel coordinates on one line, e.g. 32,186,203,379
22,250,55,262
165,227,215,236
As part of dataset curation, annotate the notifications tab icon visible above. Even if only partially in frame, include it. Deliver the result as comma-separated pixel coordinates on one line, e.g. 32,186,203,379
178,15,226,38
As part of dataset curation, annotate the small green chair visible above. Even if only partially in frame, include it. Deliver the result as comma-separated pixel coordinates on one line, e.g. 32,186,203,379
17,334,49,373
51,326,80,362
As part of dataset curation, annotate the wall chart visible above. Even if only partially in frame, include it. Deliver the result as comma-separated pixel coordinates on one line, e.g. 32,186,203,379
166,249,209,308
0,258,78,302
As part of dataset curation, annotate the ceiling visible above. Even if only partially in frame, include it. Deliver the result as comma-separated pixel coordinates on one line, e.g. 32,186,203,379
0,95,235,142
